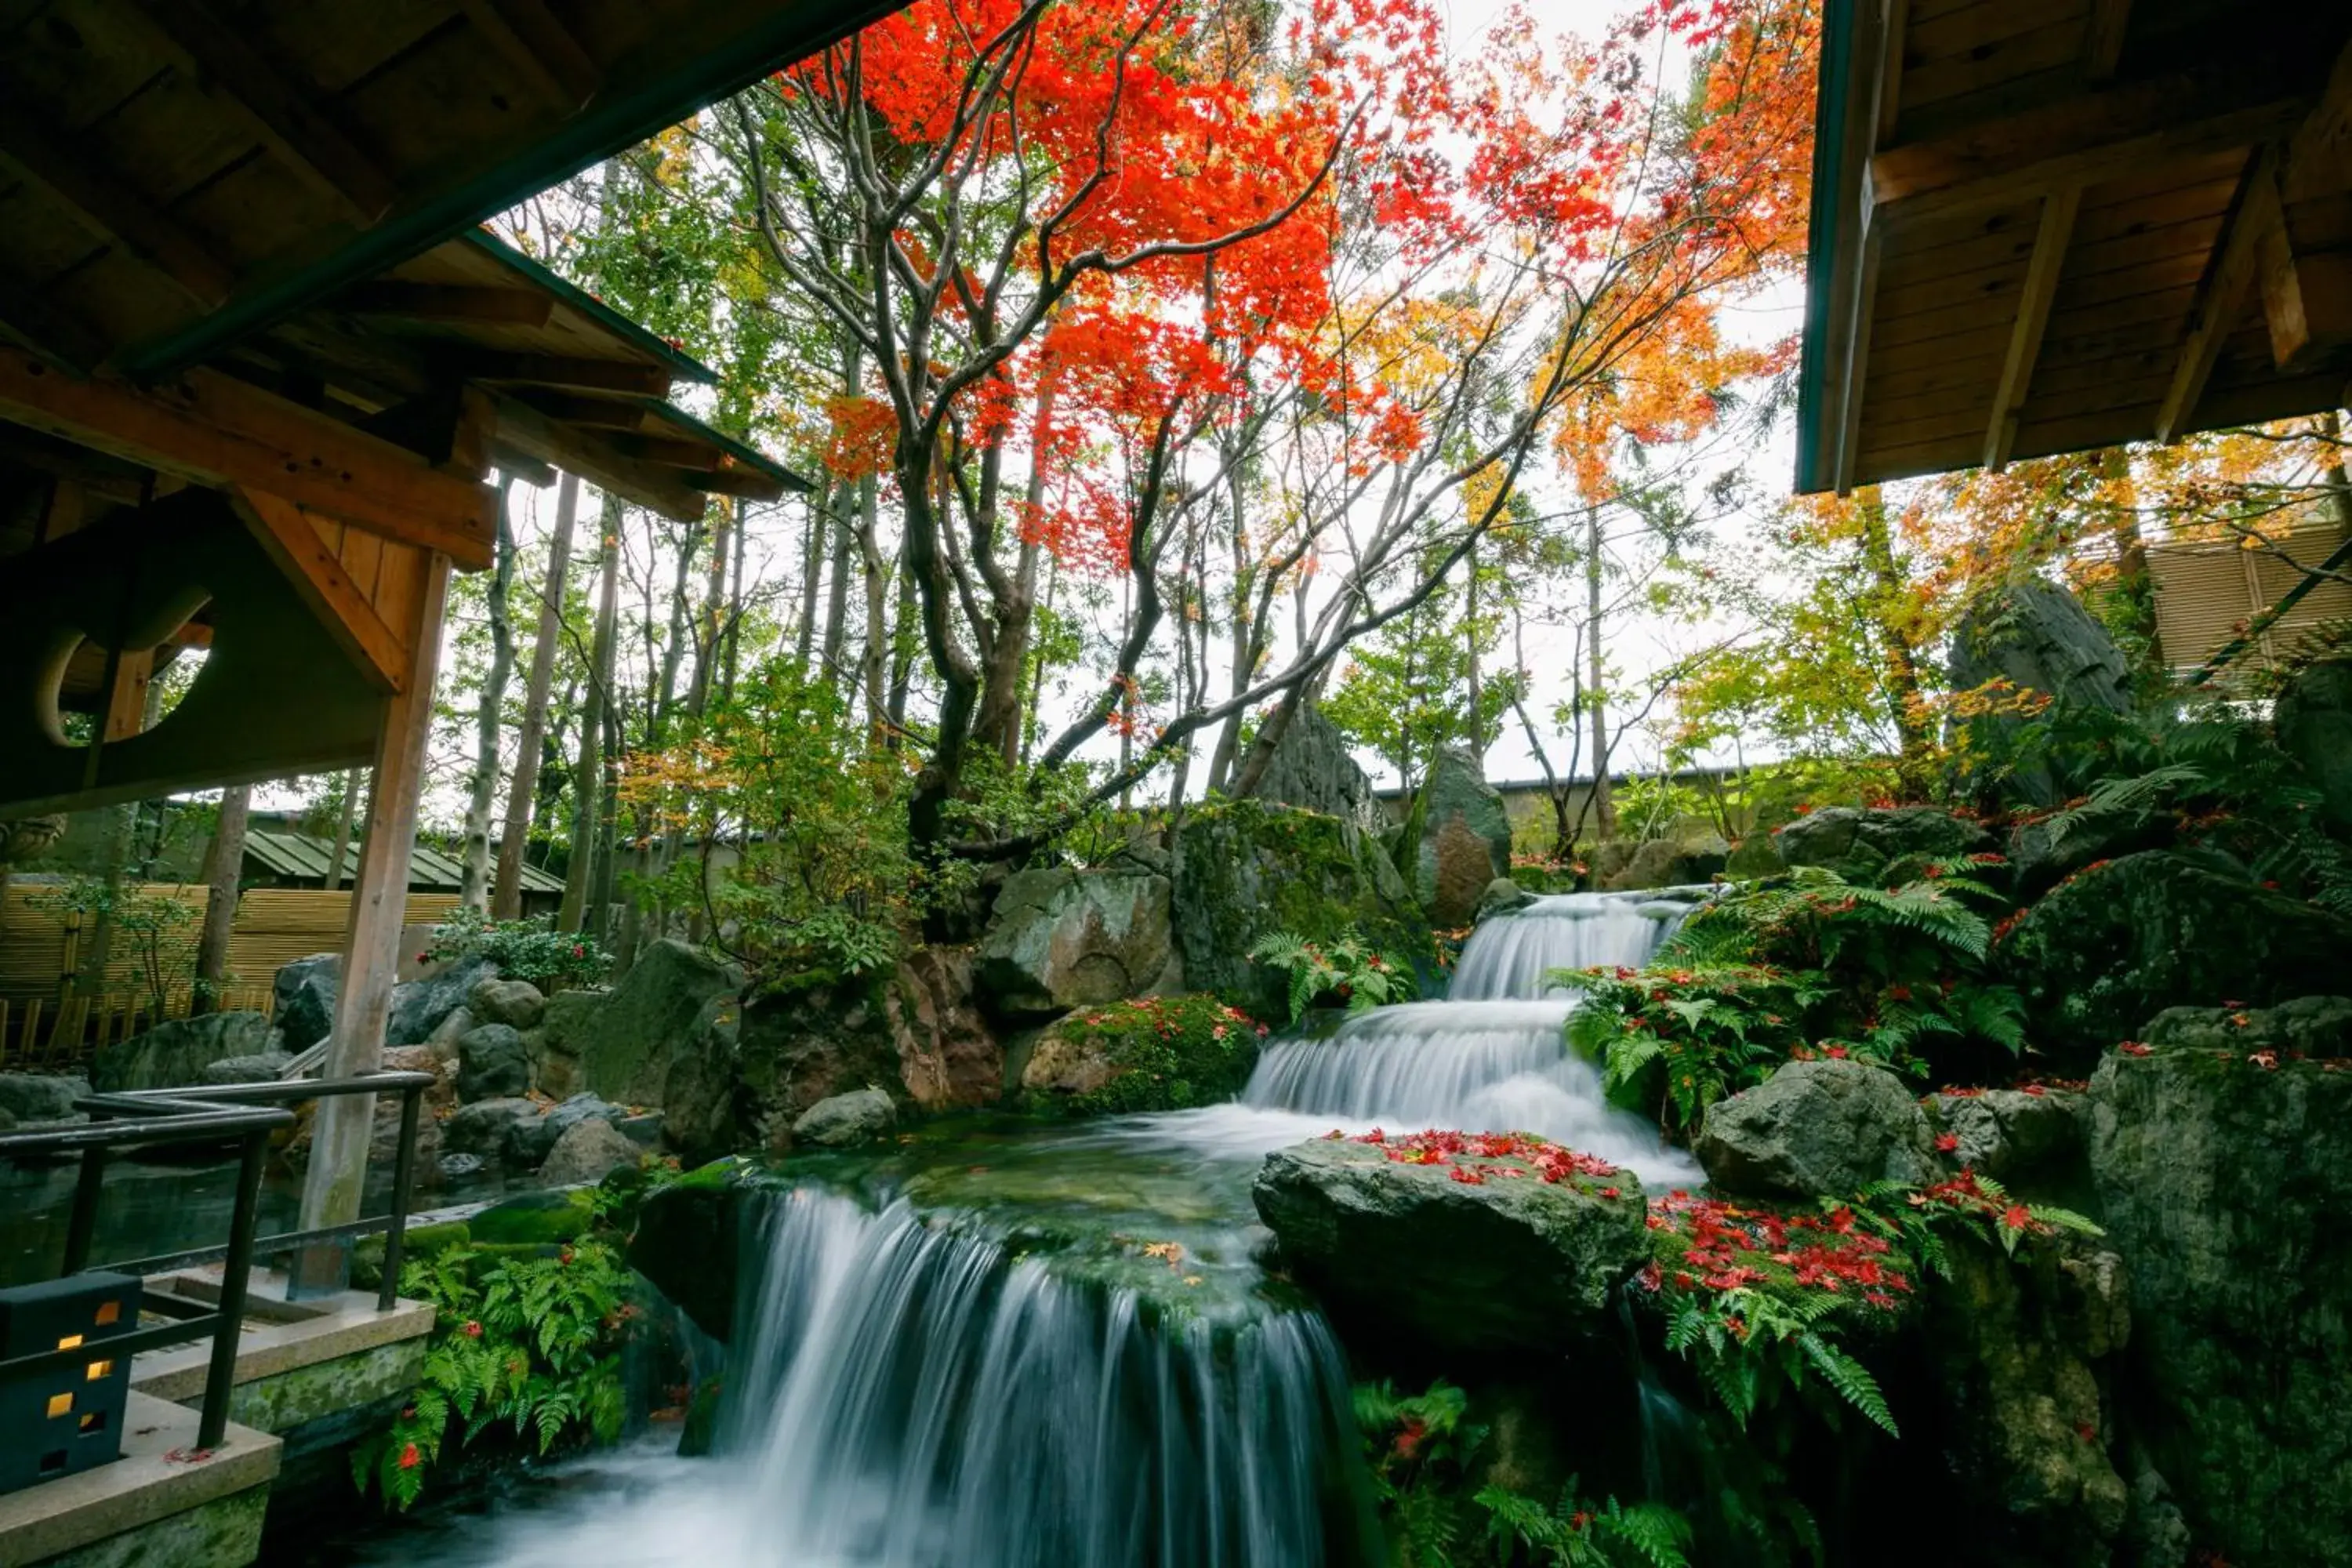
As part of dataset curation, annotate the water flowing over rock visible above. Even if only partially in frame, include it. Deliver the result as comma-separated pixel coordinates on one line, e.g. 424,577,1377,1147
1255,1136,1648,1356
975,866,1176,1016
1447,891,1687,1000
90,1009,274,1091
1403,747,1515,926
2005,851,2352,1054
1696,1059,1938,1199
2086,999,2352,1567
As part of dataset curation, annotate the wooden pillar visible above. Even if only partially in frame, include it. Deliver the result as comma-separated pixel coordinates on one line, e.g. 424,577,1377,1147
294,546,450,1282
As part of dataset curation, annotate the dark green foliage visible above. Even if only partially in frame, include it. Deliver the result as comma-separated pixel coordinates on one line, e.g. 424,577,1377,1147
1051,994,1267,1116
1248,927,1420,1023
427,915,606,989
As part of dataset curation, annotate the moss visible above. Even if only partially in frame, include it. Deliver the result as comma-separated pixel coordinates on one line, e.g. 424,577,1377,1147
1036,993,1265,1116
468,1186,597,1245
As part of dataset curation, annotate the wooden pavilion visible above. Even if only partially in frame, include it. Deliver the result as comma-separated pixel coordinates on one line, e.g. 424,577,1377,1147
1797,0,2352,495
0,0,881,1258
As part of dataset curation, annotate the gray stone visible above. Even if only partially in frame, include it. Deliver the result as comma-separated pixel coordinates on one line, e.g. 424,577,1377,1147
505,1093,630,1170
1476,877,1535,920
2275,658,2352,835
2005,851,2352,1054
455,1022,530,1103
1928,1087,2083,1185
271,952,339,1051
2087,1010,2352,1566
437,1152,486,1180
789,1087,896,1149
539,1116,642,1185
1258,702,1385,831
386,954,499,1047
468,975,548,1031
1773,805,1994,884
0,1072,88,1123
1600,833,1730,892
1694,1058,1936,1200
1947,575,2134,806
423,1005,477,1064
1171,799,1426,1021
198,1052,294,1086
975,867,1175,1017
629,1158,756,1342
568,939,742,1111
90,1010,274,1091
532,989,604,1099
1404,747,1514,927
1254,1135,1648,1356
441,1098,540,1160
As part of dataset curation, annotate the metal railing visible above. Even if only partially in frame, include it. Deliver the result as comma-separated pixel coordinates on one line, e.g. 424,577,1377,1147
0,1070,434,1450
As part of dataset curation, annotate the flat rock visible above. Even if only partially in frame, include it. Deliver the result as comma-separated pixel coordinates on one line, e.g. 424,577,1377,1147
789,1087,896,1149
1695,1058,1936,1200
539,1116,641,1185
469,975,547,1031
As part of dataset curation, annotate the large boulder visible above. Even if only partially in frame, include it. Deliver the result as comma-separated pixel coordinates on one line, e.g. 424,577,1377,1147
271,953,340,1051
884,947,1004,1110
1171,799,1425,1021
628,1158,756,1342
538,1116,641,1186
1947,575,2134,806
1018,994,1260,1116
1403,748,1514,927
467,975,547,1031
0,1073,88,1123
198,1052,293,1085
1773,805,1994,884
2086,999,2352,1567
975,867,1176,1018
1926,1087,2084,1188
789,1087,895,1149
90,1010,274,1091
2003,851,2352,1054
442,1098,540,1161
386,954,499,1047
455,1023,529,1102
564,938,743,1116
1257,703,1385,831
2274,658,2352,835
504,1094,632,1171
1599,832,1730,892
1694,1059,1937,1200
1254,1134,1647,1356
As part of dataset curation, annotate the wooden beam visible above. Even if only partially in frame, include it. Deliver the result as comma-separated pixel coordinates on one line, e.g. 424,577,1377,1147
1985,185,2084,471
512,391,654,430
1870,67,2310,228
358,385,496,479
456,0,601,111
682,466,790,502
485,442,557,487
608,433,720,467
488,390,706,522
339,283,554,326
2259,230,2352,368
130,0,396,224
2281,38,2352,205
2157,147,2281,444
1874,0,1909,149
2085,0,2132,82
0,103,234,308
1827,0,1897,495
459,354,675,395
0,353,497,567
234,487,408,692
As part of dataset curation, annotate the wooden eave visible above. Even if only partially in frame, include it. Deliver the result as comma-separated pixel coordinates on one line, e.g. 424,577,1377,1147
1795,0,2352,495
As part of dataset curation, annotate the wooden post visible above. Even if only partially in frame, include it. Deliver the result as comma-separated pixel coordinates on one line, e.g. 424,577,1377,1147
294,543,449,1289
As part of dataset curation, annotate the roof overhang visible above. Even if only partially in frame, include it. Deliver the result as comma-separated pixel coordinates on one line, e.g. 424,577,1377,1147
1796,1,2352,495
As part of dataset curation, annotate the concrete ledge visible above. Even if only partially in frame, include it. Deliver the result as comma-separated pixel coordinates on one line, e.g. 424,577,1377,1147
0,1390,279,1566
128,1269,434,1407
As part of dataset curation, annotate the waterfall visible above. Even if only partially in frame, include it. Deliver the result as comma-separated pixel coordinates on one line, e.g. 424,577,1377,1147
719,1188,1368,1568
1236,892,1700,1186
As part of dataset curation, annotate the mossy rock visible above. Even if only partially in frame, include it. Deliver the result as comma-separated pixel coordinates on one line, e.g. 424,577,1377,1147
468,1186,597,1246
1018,993,1261,1117
352,1218,473,1289
628,1158,756,1342
1170,798,1426,1018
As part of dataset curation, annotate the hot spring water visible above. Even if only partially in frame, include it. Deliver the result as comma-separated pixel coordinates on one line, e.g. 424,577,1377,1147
365,893,1697,1567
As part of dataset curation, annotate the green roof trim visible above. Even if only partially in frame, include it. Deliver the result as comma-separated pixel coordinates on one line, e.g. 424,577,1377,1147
457,228,717,386
641,399,815,493
113,1,913,383
1793,0,1859,496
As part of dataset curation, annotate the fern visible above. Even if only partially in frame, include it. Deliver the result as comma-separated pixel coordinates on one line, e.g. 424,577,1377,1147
1795,1333,1897,1437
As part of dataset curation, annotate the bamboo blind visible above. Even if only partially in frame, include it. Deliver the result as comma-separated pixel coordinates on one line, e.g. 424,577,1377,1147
2148,517,2352,678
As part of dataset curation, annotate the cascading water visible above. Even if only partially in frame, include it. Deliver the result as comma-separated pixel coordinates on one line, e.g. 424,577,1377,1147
361,893,1698,1567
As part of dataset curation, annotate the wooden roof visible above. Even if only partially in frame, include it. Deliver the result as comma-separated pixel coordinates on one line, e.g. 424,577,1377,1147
1796,1,2352,494
0,0,903,380
245,826,564,893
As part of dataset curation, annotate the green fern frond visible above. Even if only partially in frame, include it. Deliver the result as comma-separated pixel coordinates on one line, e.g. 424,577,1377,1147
1796,1332,1898,1436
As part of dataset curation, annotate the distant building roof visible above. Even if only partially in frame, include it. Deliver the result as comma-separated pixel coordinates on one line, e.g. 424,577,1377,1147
243,829,563,896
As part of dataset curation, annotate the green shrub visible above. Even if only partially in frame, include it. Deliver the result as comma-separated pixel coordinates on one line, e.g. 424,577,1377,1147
1248,928,1419,1023
1046,994,1269,1116
426,916,606,989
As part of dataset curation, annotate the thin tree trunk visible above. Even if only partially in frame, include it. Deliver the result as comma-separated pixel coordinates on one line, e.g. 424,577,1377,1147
590,702,622,944
459,477,519,914
887,538,919,734
1854,485,1931,791
558,493,622,933
324,767,361,890
1586,506,1617,840
794,489,825,666
723,494,749,705
495,470,579,919
858,474,890,734
191,784,249,1014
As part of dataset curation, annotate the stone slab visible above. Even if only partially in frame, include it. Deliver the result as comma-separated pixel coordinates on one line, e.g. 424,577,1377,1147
0,1390,278,1566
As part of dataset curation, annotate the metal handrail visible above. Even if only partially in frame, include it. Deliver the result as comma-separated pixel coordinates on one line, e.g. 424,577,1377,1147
0,1069,434,1451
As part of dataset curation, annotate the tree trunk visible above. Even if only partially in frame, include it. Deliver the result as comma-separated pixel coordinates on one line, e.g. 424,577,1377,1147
1854,485,1932,793
458,477,519,914
191,783,249,1014
558,493,622,933
2100,446,2160,666
794,488,825,666
820,489,854,684
324,768,361,890
1585,507,1617,840
495,470,579,919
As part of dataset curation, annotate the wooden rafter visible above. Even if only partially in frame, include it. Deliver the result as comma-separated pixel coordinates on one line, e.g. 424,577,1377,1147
2259,230,2352,368
2085,0,2132,82
130,0,395,225
457,0,602,111
234,487,408,692
2156,147,2281,443
682,466,789,501
1985,185,2083,470
0,103,234,308
512,391,652,430
487,391,706,523
0,353,498,566
339,283,555,326
459,354,675,395
1825,0,1899,495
